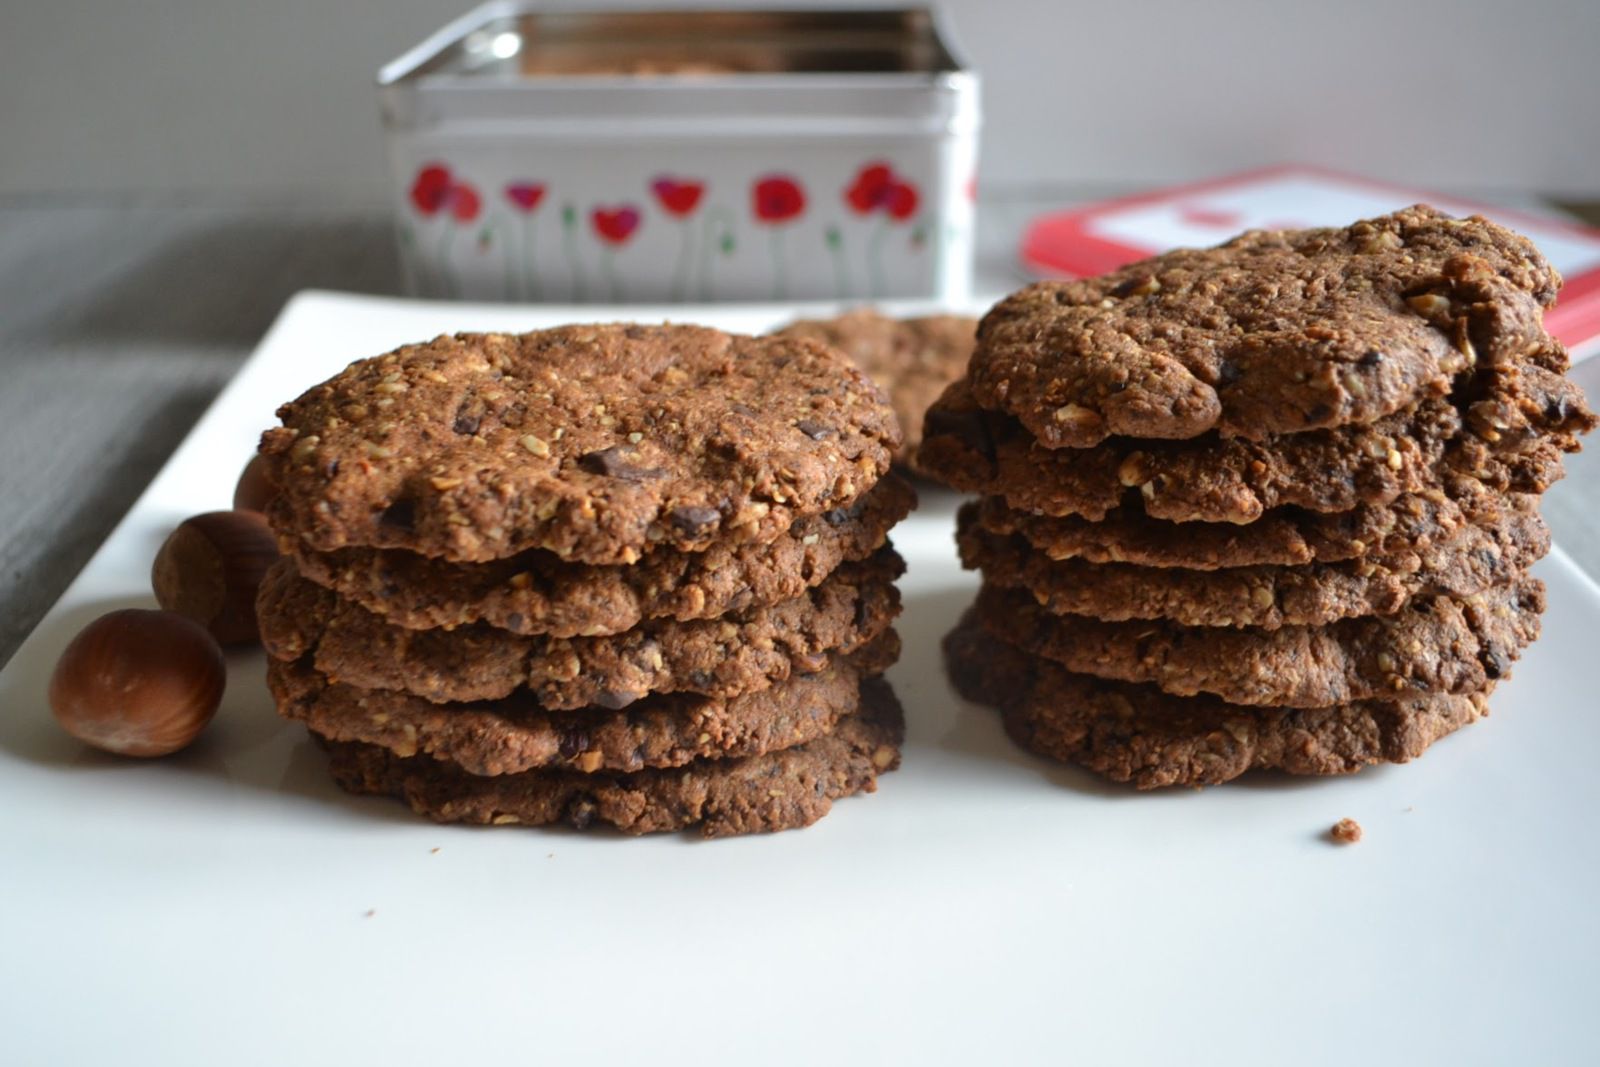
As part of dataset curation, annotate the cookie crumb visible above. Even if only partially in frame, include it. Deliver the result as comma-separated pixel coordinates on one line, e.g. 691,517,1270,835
1330,817,1363,844
429,846,441,854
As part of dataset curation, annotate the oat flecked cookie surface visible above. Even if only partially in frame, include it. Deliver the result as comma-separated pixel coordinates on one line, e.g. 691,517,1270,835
287,473,914,637
974,578,1543,708
968,206,1560,448
319,675,905,838
270,632,897,777
259,324,900,564
775,308,976,472
968,479,1534,571
259,549,903,708
918,368,1588,524
958,500,1548,630
944,614,1489,789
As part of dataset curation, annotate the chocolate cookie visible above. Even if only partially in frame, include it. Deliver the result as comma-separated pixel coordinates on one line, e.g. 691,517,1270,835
969,478,1529,571
919,367,1585,523
259,549,903,708
974,577,1543,708
259,324,899,564
318,676,905,837
944,613,1488,789
289,473,914,637
958,500,1548,629
775,308,975,471
968,206,1560,448
269,631,898,777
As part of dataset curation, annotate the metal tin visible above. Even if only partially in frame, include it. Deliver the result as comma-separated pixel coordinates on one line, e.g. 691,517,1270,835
378,4,979,303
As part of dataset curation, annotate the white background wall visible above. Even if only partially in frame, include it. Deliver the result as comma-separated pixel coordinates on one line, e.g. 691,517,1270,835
3,0,1597,199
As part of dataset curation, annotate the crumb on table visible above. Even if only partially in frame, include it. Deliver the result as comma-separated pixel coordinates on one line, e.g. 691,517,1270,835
1330,817,1363,844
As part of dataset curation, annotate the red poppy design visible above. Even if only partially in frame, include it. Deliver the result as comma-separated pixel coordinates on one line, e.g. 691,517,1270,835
505,182,547,213
592,205,642,244
885,182,919,221
410,163,483,223
651,177,706,218
410,164,453,215
753,175,806,224
843,161,920,223
845,163,894,214
448,183,482,223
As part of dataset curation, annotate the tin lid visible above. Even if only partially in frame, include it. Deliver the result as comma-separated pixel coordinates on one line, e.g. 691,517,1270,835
379,3,978,135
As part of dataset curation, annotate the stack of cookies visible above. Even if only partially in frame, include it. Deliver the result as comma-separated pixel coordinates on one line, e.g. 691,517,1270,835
775,308,977,477
255,324,913,836
920,207,1595,788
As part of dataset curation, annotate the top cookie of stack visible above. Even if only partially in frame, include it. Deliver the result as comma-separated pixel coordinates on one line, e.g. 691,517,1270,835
257,323,914,836
923,206,1595,788
774,307,977,477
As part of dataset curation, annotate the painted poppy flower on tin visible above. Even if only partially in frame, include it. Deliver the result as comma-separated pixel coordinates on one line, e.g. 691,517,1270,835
651,177,706,217
410,163,482,222
448,183,482,223
505,182,548,213
410,164,453,215
884,181,919,221
592,205,642,244
753,175,806,224
845,163,894,213
843,160,919,222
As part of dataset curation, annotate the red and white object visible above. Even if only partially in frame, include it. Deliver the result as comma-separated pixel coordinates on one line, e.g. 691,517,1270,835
1022,165,1600,358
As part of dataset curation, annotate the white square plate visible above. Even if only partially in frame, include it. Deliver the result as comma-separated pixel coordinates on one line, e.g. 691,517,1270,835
3,291,1596,1066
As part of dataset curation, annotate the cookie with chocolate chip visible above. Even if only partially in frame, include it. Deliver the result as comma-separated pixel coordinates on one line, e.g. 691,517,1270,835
944,613,1489,789
776,308,975,474
957,498,1548,629
284,473,913,637
259,548,903,709
968,206,1561,448
259,324,900,564
972,577,1542,708
318,675,905,838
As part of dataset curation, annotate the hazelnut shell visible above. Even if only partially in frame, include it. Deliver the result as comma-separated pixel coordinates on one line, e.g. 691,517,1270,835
49,608,225,757
151,510,279,645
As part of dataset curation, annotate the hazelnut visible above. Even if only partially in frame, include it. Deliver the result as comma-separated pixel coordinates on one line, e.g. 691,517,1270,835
233,454,275,512
151,510,279,645
49,609,225,757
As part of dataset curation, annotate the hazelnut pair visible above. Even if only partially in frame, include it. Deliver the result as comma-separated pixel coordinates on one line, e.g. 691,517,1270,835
49,457,278,757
